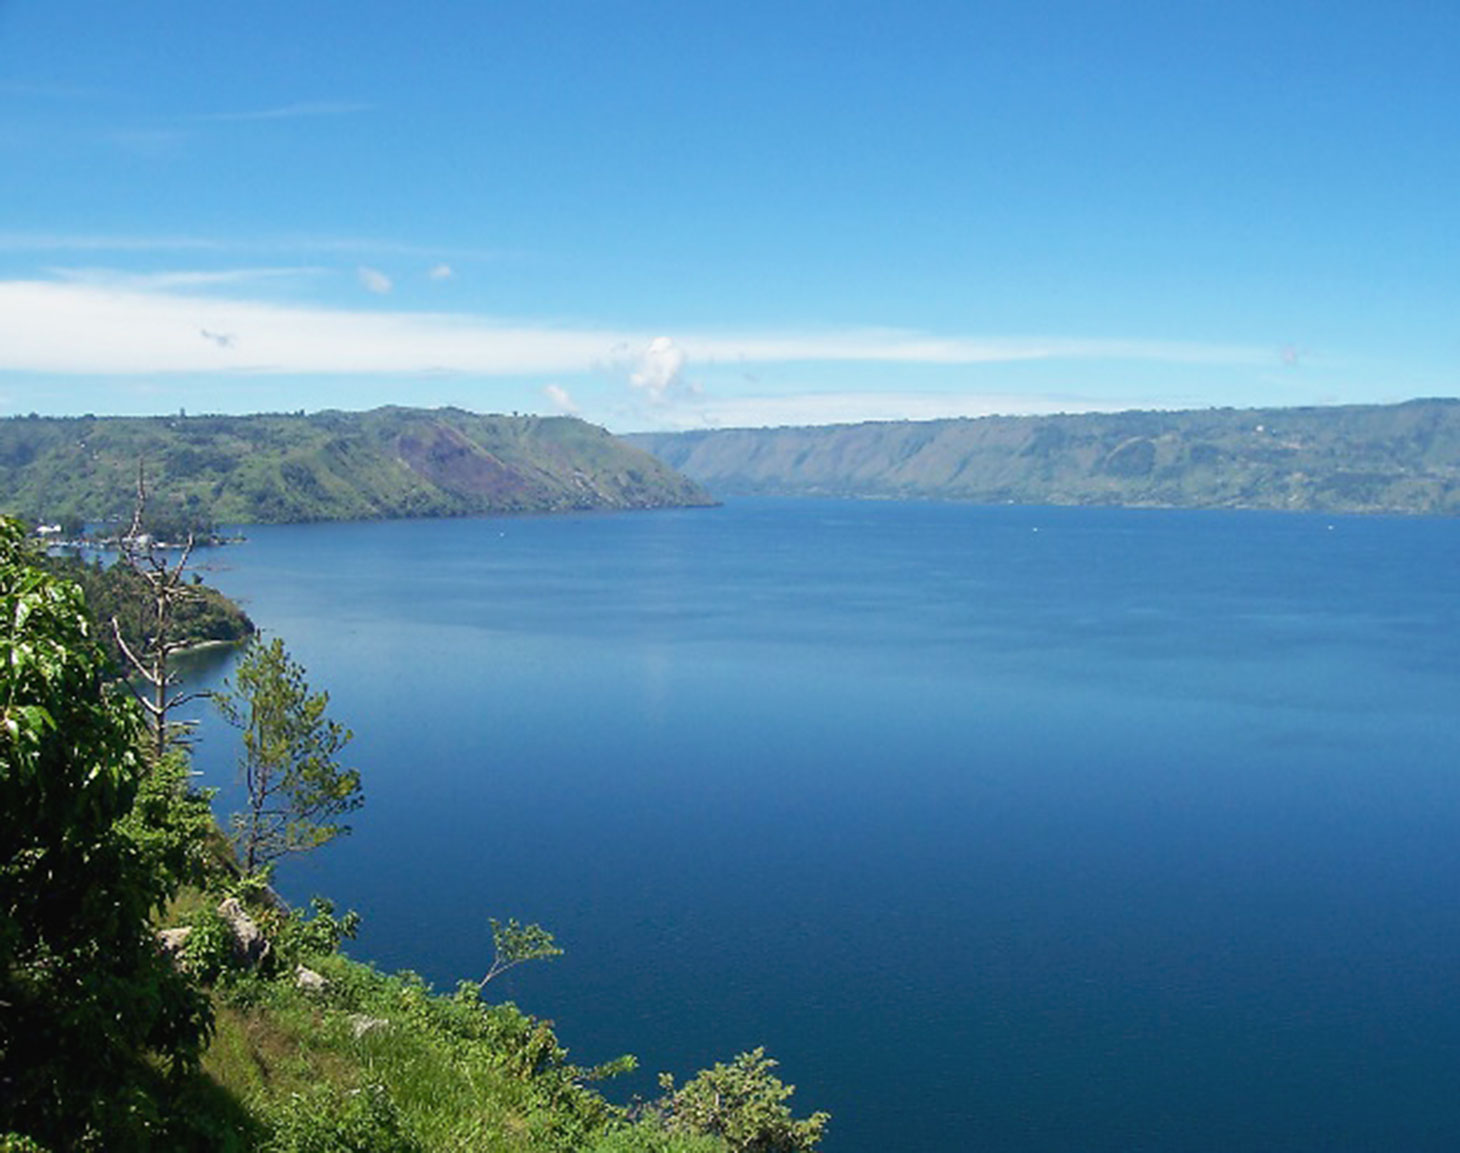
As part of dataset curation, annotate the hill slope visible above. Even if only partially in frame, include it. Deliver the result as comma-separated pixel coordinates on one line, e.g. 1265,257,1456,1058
628,398,1460,515
1,407,713,524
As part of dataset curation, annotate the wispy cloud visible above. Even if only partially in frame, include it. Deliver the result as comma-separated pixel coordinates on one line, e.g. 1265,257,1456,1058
0,232,490,260
48,266,326,290
357,266,393,295
543,384,579,414
687,331,1269,369
188,101,374,124
0,233,229,253
0,278,1271,382
428,263,454,281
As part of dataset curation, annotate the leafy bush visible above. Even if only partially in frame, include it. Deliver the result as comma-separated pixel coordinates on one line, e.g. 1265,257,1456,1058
180,906,240,985
273,897,361,965
658,1049,829,1153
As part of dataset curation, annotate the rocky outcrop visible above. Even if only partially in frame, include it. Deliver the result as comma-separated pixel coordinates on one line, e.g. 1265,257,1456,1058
157,926,192,960
218,897,271,968
349,1014,390,1040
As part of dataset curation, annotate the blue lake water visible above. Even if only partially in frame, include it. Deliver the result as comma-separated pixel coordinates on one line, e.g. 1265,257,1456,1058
182,498,1460,1151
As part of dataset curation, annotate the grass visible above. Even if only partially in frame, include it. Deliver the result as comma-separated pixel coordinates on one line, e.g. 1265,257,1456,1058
183,946,722,1152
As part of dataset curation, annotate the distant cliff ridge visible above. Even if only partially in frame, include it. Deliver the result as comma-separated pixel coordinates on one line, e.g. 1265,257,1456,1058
627,398,1460,516
1,407,713,524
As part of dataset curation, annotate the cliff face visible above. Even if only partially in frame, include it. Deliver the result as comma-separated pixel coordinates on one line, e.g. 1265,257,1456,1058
627,399,1460,515
1,407,714,524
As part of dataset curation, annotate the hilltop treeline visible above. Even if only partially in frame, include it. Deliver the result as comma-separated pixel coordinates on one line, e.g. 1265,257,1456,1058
1,407,713,526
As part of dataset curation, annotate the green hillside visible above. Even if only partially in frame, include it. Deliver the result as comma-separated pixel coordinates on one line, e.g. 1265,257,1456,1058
628,398,1460,516
1,407,713,526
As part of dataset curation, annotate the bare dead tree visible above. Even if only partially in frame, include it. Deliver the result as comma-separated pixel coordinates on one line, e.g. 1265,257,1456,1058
111,461,209,764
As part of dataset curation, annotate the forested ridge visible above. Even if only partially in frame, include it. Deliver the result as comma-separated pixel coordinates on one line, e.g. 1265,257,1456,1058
628,397,1460,515
0,407,713,527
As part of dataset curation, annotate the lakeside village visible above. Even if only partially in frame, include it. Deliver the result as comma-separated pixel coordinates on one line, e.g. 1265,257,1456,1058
33,519,239,550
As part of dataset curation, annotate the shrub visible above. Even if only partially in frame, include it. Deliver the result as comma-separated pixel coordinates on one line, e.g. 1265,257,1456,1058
659,1049,829,1153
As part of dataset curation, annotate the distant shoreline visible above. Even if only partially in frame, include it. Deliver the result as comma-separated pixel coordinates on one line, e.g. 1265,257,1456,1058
627,397,1460,519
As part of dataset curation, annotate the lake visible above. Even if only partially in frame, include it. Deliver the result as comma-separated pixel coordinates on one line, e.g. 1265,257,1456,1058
183,498,1460,1152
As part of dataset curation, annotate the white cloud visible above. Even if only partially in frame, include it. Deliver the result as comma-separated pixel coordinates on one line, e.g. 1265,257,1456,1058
543,384,579,414
428,263,454,281
0,278,1271,381
357,266,393,295
0,280,629,375
629,336,689,403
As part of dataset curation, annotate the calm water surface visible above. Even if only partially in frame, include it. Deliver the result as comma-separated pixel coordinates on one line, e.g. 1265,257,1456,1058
185,499,1460,1152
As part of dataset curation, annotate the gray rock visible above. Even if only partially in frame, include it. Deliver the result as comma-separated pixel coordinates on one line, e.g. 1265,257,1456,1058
157,926,192,960
295,965,329,993
348,1014,390,1040
217,897,271,967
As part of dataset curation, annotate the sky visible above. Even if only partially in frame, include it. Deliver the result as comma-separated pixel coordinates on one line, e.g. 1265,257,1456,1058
0,1,1456,432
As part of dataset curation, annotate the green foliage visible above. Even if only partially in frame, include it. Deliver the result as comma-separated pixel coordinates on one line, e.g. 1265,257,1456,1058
41,552,254,670
0,516,213,1149
588,1125,727,1153
215,637,362,873
220,864,281,906
175,895,826,1153
259,1084,420,1153
135,498,217,544
658,1049,829,1153
201,952,648,1152
180,906,240,985
269,896,362,969
480,916,565,989
118,749,219,895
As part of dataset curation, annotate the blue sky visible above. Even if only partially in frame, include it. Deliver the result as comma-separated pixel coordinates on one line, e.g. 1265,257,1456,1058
1,1,1455,431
